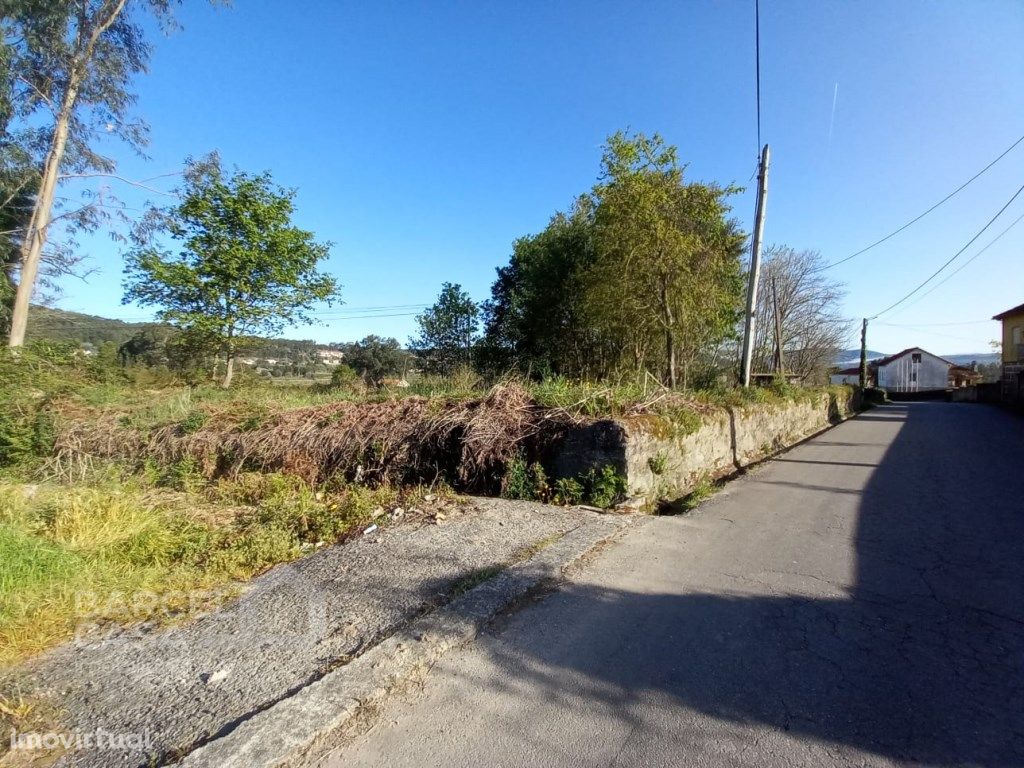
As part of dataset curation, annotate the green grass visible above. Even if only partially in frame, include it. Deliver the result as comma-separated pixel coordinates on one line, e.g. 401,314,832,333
0,468,426,665
669,476,719,514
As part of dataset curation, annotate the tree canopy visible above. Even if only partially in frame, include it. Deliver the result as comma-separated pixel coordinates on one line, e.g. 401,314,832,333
343,335,408,385
122,154,339,387
411,282,480,375
482,131,746,386
752,245,850,383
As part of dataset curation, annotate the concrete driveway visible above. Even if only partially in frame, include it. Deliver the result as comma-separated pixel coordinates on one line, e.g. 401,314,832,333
326,403,1024,767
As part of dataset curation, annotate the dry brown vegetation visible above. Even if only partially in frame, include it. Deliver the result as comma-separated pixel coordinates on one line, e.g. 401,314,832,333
54,384,580,494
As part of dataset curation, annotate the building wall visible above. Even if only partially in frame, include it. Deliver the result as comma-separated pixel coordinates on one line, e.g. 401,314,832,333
877,350,950,392
999,310,1024,364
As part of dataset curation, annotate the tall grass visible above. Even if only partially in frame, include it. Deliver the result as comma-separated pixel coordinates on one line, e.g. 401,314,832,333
0,471,418,665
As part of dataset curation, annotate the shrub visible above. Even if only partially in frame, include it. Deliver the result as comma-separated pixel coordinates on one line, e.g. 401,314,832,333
648,452,668,475
166,457,204,493
329,364,362,391
581,465,627,508
179,410,208,434
0,405,56,469
552,477,584,505
863,387,889,406
501,456,549,501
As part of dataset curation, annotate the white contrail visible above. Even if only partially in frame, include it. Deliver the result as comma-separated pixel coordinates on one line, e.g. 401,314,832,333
827,82,839,147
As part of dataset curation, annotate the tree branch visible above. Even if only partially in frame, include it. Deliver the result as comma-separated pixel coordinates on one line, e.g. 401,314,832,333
57,171,179,195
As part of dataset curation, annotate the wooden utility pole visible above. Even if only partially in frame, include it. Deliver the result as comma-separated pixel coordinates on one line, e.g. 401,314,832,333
859,318,869,389
771,275,783,373
740,144,770,386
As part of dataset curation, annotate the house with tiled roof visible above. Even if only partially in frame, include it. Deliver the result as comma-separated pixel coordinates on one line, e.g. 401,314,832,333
830,347,979,393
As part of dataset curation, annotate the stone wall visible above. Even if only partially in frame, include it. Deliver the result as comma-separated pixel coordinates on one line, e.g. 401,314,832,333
553,389,860,503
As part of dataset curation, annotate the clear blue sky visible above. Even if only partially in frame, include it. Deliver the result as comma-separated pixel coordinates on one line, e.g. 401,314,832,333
56,0,1024,355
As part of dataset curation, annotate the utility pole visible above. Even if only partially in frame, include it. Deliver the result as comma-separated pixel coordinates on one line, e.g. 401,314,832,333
859,318,869,389
771,275,783,374
740,143,770,387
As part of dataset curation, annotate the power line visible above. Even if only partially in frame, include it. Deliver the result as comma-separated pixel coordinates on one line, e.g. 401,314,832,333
875,319,994,327
883,207,1024,317
316,311,421,321
869,179,1024,320
815,132,1024,272
48,303,428,323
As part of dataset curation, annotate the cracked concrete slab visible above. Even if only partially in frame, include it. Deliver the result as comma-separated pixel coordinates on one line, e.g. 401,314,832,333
1,498,634,767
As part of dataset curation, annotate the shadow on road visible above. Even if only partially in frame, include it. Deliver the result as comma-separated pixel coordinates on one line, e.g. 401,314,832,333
466,404,1024,765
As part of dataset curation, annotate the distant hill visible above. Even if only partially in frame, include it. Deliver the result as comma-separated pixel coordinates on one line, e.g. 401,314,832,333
834,349,887,366
24,306,330,359
26,306,162,347
942,353,1000,367
833,347,1000,369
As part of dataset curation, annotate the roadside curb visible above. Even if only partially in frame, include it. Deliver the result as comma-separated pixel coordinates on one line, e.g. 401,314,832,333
173,514,637,768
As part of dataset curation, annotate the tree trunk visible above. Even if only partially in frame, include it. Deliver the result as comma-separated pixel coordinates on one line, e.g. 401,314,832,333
7,0,128,347
660,280,676,388
666,330,676,389
222,353,235,388
7,83,78,347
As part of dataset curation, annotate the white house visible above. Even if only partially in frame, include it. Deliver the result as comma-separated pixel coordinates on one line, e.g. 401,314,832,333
830,347,970,392
317,349,345,366
875,347,954,393
830,367,862,386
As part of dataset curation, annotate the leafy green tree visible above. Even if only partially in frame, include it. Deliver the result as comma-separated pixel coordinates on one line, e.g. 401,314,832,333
411,282,479,375
122,155,339,387
117,326,170,366
482,131,744,385
480,197,599,377
2,0,194,347
343,335,408,385
587,131,744,387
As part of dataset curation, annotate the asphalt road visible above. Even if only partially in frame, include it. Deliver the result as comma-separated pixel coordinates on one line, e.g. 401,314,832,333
325,403,1024,768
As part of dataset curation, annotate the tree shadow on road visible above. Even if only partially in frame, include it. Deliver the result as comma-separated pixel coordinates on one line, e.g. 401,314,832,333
462,403,1024,766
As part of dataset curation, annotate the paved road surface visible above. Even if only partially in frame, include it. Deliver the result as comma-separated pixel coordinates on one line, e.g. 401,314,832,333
326,403,1024,767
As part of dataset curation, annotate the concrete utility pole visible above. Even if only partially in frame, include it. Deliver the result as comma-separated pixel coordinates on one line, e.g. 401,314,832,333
740,144,770,386
859,318,869,389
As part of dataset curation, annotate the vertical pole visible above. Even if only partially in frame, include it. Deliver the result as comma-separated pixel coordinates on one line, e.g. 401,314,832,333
741,144,771,386
771,275,783,374
859,318,869,389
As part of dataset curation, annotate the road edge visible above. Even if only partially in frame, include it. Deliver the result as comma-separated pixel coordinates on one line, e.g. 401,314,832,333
173,515,637,768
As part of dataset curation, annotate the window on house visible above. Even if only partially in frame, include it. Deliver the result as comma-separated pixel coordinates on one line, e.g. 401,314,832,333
911,371,917,382
1014,326,1023,345
911,353,922,363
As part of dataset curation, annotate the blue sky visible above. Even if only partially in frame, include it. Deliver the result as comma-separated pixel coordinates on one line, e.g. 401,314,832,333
56,0,1024,355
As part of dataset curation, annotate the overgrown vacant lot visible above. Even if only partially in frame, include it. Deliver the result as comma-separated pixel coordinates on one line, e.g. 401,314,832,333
0,347,848,664
0,467,432,665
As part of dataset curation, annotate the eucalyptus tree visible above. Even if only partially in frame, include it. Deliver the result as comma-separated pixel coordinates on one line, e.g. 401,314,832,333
2,0,189,346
